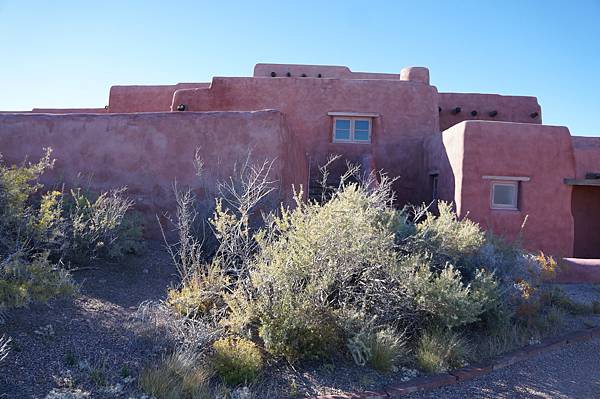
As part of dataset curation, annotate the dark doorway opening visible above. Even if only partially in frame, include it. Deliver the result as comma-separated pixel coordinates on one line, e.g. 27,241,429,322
572,186,600,258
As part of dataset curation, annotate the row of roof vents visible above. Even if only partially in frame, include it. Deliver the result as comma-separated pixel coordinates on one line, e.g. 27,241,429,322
270,72,322,78
176,103,540,118
441,106,539,119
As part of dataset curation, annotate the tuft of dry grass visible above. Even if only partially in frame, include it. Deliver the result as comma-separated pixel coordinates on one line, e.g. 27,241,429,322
416,328,470,373
139,350,214,399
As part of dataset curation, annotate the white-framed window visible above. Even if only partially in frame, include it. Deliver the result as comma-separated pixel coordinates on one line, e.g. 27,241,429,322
490,181,519,210
332,117,372,143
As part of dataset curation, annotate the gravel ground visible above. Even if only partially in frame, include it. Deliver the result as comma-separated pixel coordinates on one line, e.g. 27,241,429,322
0,244,178,399
405,336,600,399
2,249,600,399
557,283,600,304
403,283,600,399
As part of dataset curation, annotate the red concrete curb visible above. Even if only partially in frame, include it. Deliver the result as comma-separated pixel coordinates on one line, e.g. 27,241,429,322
311,327,599,399
386,373,457,397
314,392,388,399
449,363,493,381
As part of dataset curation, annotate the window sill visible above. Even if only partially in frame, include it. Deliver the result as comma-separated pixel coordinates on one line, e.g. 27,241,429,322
332,140,372,145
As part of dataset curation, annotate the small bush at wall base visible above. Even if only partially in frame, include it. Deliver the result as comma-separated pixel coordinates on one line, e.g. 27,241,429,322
211,336,263,386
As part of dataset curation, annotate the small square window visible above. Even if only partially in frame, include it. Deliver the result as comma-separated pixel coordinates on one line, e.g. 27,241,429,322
491,181,518,210
334,119,351,141
332,117,371,143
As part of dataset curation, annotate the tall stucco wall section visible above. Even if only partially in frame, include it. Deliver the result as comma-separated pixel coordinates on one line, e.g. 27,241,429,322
108,83,210,113
456,121,575,257
572,136,600,179
438,93,541,131
0,110,307,237
173,76,439,205
422,128,463,206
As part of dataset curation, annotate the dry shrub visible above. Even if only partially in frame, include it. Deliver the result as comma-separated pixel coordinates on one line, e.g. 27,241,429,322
0,253,76,311
0,334,10,363
167,264,228,319
211,336,263,386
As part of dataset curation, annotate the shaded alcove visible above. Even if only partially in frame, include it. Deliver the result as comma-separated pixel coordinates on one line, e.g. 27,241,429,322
572,185,600,258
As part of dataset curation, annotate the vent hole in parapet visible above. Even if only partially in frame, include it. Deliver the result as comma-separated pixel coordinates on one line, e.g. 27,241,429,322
489,110,498,117
270,71,277,77
176,104,186,112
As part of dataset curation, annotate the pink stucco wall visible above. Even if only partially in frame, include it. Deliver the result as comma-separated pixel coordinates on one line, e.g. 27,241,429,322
108,83,210,113
253,63,401,80
172,76,439,205
572,136,600,179
569,136,600,257
427,121,575,257
438,93,541,132
0,110,307,237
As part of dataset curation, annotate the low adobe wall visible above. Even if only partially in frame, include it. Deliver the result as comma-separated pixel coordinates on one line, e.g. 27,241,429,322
172,76,439,205
438,93,541,131
429,121,575,258
0,110,307,237
108,83,210,113
31,108,108,114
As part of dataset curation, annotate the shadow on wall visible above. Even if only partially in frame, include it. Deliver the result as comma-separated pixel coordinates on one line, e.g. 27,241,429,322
422,132,456,214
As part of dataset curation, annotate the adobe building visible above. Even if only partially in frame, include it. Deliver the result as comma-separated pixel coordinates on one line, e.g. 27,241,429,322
1,63,599,261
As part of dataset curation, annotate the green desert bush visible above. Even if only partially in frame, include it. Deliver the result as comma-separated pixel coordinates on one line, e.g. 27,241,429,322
0,149,142,264
162,157,539,382
0,253,76,310
0,149,142,318
406,202,485,274
167,264,228,319
416,328,470,373
258,303,343,363
211,336,263,386
64,187,142,262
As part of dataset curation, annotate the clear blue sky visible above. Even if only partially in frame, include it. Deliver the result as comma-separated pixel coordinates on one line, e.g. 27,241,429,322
1,1,599,135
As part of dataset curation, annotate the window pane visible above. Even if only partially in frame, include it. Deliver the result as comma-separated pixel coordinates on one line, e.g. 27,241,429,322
335,128,350,140
493,184,516,206
354,129,370,141
354,120,370,130
335,119,351,130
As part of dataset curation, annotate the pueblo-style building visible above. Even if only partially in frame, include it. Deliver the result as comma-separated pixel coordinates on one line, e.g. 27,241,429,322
1,63,599,260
